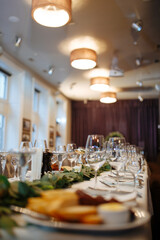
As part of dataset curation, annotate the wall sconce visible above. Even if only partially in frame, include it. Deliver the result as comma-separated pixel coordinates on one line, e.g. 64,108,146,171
15,36,22,47
100,92,117,104
70,48,97,70
90,77,110,92
31,0,71,27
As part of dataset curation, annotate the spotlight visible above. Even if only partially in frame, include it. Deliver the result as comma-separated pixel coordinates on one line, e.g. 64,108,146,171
15,36,22,47
48,66,55,75
131,20,143,32
135,58,142,66
136,80,143,87
138,95,143,102
155,84,160,91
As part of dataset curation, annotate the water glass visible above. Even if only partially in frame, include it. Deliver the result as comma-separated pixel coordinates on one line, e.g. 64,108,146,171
85,135,105,188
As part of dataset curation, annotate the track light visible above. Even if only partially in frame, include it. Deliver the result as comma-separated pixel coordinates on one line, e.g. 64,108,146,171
48,66,55,75
15,36,22,47
135,58,142,66
138,95,143,102
131,20,143,32
136,80,143,87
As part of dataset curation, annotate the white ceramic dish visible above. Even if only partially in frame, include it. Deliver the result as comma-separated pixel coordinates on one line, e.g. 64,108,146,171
98,203,130,224
22,207,150,232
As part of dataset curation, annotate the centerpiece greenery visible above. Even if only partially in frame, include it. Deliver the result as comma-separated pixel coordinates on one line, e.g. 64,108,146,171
105,131,124,141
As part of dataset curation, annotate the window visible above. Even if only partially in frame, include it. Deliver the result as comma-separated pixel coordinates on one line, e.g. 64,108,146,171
0,71,7,99
0,114,5,149
33,88,40,112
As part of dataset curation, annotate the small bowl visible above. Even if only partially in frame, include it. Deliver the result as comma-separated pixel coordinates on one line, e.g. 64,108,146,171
98,203,130,225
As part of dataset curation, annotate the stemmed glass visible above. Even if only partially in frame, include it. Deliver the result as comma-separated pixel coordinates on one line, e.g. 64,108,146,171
10,143,35,181
126,145,142,189
11,156,18,179
66,143,77,168
85,135,106,188
108,137,126,161
75,147,85,164
0,150,7,175
52,145,67,172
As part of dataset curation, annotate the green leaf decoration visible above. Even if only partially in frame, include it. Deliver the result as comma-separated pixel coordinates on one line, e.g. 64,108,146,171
0,175,10,198
0,215,17,235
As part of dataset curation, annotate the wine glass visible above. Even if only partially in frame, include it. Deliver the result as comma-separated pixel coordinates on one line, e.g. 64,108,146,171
52,145,67,172
11,156,18,179
66,143,77,168
85,135,105,188
108,137,126,161
75,147,86,164
10,145,35,181
126,145,142,188
0,150,7,175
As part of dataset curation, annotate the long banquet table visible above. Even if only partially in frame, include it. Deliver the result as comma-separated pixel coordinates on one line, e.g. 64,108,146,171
1,164,153,240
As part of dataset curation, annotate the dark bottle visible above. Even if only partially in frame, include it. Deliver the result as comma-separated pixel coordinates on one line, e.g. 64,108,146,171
41,141,53,176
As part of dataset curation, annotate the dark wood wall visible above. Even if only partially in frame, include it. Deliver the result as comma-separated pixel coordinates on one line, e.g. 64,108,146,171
71,99,158,162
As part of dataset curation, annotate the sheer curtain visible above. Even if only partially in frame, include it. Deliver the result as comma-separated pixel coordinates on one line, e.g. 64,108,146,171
71,99,158,162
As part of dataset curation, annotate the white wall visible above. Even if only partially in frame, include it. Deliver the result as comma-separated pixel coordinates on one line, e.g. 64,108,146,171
5,72,25,149
0,53,71,150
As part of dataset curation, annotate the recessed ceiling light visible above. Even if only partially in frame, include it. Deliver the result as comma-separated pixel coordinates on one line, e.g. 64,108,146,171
8,16,20,23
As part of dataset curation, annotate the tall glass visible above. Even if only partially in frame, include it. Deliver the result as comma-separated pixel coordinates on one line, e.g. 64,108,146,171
85,135,105,188
66,143,77,168
52,145,67,172
0,149,7,175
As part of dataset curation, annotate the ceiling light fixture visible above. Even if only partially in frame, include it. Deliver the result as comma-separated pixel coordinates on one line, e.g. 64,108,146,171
15,36,22,47
31,0,71,27
100,92,117,104
70,48,97,70
90,77,110,92
131,20,143,32
48,66,55,75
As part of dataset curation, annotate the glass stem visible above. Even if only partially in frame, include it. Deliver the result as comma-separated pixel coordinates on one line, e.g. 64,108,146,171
58,162,62,172
94,170,97,188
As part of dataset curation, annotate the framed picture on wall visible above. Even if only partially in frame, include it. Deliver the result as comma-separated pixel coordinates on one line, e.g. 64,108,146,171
49,126,54,148
22,132,31,141
22,118,31,132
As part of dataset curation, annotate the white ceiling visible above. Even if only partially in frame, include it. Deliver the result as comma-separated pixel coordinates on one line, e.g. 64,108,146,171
0,0,160,100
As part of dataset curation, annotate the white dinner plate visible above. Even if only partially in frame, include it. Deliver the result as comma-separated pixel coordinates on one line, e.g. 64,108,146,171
22,207,150,232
